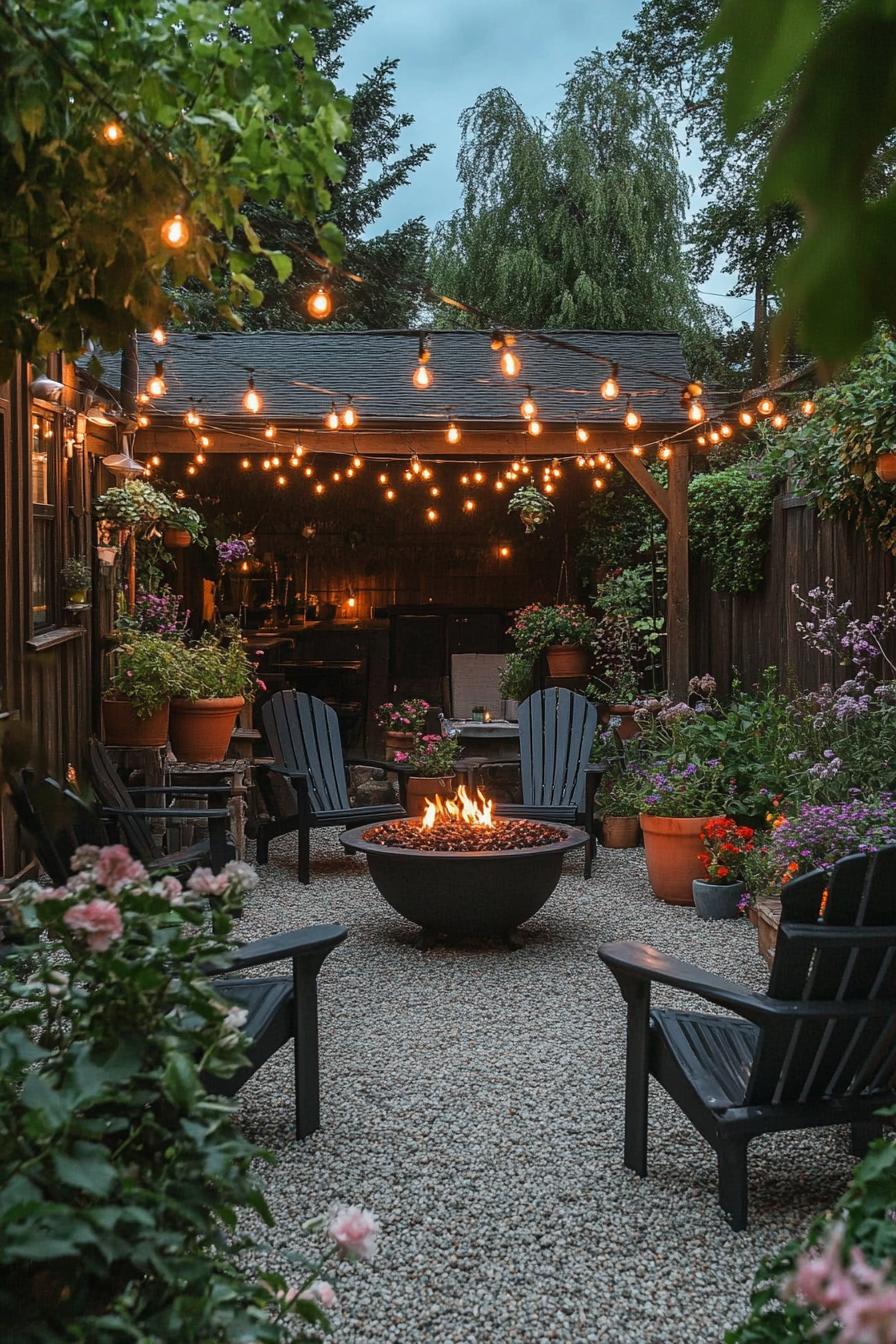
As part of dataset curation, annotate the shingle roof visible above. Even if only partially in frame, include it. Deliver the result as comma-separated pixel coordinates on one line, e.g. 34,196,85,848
94,328,694,427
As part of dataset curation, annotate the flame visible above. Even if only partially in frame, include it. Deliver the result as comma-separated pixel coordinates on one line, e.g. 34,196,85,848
420,785,494,830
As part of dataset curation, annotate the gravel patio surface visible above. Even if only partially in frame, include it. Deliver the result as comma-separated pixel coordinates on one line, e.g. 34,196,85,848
234,831,855,1344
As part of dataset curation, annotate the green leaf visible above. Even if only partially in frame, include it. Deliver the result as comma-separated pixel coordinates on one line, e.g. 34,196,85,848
262,248,292,281
53,1142,117,1197
21,1073,70,1129
706,0,820,133
162,1051,200,1108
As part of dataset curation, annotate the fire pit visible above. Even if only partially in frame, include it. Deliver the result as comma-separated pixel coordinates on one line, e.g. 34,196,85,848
340,786,586,944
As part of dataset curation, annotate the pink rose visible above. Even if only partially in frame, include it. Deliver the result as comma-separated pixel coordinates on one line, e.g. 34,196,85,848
301,1280,337,1309
187,867,230,897
326,1204,380,1262
155,875,184,904
63,898,123,951
93,845,148,895
393,751,408,763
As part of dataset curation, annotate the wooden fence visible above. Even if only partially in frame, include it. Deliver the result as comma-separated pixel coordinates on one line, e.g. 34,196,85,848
690,493,896,695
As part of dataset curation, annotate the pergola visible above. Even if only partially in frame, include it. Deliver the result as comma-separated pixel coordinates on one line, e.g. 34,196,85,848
106,328,696,696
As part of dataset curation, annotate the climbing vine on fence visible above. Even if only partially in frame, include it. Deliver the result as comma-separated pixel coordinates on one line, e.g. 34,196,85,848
688,459,781,595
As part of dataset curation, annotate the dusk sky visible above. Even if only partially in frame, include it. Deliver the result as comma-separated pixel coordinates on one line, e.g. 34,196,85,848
339,1,744,321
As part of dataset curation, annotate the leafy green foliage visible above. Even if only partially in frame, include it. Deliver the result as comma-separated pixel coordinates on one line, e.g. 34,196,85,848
0,853,338,1341
429,54,716,373
707,0,896,367
0,0,350,376
107,632,182,716
777,327,896,549
173,624,257,701
688,457,782,593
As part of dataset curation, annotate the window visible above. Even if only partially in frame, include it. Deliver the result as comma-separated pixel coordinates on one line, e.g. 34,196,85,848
31,411,56,629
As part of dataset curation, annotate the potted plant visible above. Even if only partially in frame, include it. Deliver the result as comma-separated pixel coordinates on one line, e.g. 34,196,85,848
693,817,755,919
61,555,92,605
394,734,462,816
162,501,205,549
95,479,171,535
589,568,662,736
375,698,430,759
598,769,644,849
498,651,533,720
507,483,555,534
103,632,180,748
876,447,896,482
636,758,733,905
508,602,598,679
169,624,255,761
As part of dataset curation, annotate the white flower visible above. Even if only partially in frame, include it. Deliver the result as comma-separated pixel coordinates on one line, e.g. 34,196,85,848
222,859,259,893
223,1005,248,1032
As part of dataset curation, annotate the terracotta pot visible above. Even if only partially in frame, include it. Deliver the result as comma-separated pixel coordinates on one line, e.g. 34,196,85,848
602,815,640,849
103,696,170,749
876,453,896,483
384,729,416,761
404,774,458,818
639,813,725,905
163,527,192,549
546,645,589,678
169,696,244,762
602,703,641,740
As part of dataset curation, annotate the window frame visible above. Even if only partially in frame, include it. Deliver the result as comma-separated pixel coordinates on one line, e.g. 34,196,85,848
29,397,63,636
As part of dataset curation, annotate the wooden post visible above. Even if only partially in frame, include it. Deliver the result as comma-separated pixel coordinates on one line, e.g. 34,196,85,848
666,445,690,700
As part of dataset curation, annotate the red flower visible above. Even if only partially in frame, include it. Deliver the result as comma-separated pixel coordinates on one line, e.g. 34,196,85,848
716,865,729,878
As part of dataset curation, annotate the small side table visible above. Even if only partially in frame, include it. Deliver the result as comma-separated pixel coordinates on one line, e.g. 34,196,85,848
168,758,252,860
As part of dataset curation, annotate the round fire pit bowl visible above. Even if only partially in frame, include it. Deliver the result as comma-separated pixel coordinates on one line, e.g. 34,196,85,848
340,818,587,941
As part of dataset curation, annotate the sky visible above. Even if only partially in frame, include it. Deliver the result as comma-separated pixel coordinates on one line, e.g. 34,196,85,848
339,1,743,321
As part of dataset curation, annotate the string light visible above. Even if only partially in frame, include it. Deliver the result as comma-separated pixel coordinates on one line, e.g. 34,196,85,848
289,455,300,468
325,402,340,430
586,456,596,468
136,412,151,428
307,286,333,320
498,544,511,558
385,488,396,501
426,507,439,523
413,334,433,387
146,362,167,398
352,454,363,469
277,474,287,486
575,424,590,444
696,434,707,447
241,457,252,469
738,409,754,427
411,454,422,476
576,455,586,468
600,364,620,400
720,423,733,439
687,381,703,397
136,392,151,406
624,399,641,431
150,326,167,346
150,454,161,467
429,485,441,497
404,469,414,483
757,396,775,416
801,399,816,417
519,388,538,420
709,429,721,445
500,347,521,378
687,400,705,423
315,482,325,495
527,418,542,436
378,471,389,485
658,443,673,461
264,423,276,439
332,470,342,482
262,458,272,470
341,398,359,429
596,452,608,466
551,458,562,478
242,371,262,414
184,405,202,428
186,463,197,476
771,412,788,430
494,478,506,492
459,472,470,485
102,120,124,145
198,434,212,450
631,445,643,457
593,476,605,490
463,498,476,513
446,421,461,445
473,469,484,484
421,466,433,481
271,455,280,467
303,465,313,477
543,481,555,494
160,213,190,249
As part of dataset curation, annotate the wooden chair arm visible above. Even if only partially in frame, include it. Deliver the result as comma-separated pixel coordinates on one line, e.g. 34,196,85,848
225,924,348,971
101,804,231,821
126,785,233,796
344,755,413,776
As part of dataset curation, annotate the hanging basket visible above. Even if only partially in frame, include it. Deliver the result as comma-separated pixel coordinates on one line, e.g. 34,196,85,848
876,453,896,483
163,527,192,549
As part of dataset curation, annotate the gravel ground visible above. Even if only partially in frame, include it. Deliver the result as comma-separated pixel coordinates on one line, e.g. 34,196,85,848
233,830,855,1344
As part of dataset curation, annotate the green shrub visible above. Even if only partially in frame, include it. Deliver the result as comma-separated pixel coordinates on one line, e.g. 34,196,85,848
106,633,181,717
688,461,780,594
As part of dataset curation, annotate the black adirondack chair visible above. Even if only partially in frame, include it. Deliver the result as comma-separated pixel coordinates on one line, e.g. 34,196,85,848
599,846,896,1230
480,688,603,878
256,690,408,884
88,738,233,875
6,770,106,885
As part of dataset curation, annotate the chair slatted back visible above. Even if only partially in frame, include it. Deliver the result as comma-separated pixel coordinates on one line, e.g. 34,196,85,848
88,739,160,866
745,847,896,1108
262,692,350,814
6,770,103,885
516,689,597,811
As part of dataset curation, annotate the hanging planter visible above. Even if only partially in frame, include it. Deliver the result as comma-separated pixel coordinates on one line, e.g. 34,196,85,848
507,484,555,534
875,452,896,483
162,527,192,549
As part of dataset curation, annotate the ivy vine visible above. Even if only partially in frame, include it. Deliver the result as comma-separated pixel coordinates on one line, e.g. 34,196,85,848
688,461,780,595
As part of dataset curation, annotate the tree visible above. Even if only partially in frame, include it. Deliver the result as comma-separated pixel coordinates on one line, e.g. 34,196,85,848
174,1,434,331
0,0,349,377
428,54,720,375
707,0,896,370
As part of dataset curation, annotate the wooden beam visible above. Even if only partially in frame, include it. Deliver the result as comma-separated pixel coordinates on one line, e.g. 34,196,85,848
615,452,670,521
666,445,690,700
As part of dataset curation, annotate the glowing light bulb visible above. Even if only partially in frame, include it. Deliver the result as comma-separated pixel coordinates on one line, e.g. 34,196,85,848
600,366,620,400
241,457,251,469
576,455,586,468
519,390,537,420
624,403,641,431
242,374,262,414
473,469,484,483
295,443,305,458
696,435,707,447
421,466,433,480
446,422,461,445
587,456,596,468
543,481,555,494
500,349,521,378
757,396,775,416
307,286,333,319
150,326,167,346
262,458,272,471
413,362,433,389
801,399,816,417
341,401,358,428
264,423,276,440
146,363,167,398
385,488,396,501
332,470,341,483
277,474,287,486
150,454,161,467
687,381,703,397
709,430,720,444
136,412,151,429
659,444,673,461
463,498,475,512
771,412,788,430
411,455,422,476
186,463,197,476
304,466,313,477
102,120,124,145
346,467,355,478
136,392,151,405
184,407,201,428
404,469,414,482
352,455,363,469
378,472,389,485
738,409,754,427
315,482,325,495
498,545,511,558
325,404,339,430
631,445,643,457
597,452,608,466
720,423,733,439
688,401,705,423
575,425,590,443
429,485,441,497
527,418,542,437
460,473,470,486
271,456,280,468
289,456,300,468
593,476,605,490
426,507,439,523
494,479,506,492
161,213,190,249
